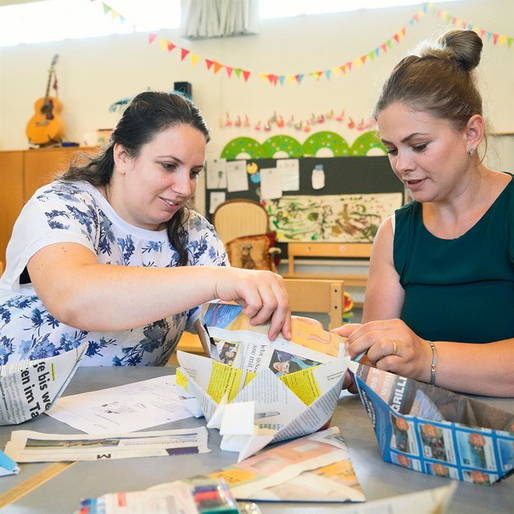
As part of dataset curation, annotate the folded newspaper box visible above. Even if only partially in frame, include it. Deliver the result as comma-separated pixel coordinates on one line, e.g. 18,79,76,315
0,342,87,425
352,361,514,485
177,303,350,461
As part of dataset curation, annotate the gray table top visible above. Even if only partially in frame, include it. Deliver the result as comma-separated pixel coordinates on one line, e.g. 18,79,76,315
0,367,512,513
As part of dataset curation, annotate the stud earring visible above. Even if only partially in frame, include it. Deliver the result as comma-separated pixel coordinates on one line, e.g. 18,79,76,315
467,146,475,156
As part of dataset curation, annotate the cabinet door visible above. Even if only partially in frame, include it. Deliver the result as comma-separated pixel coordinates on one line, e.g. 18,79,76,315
0,151,24,263
23,147,97,202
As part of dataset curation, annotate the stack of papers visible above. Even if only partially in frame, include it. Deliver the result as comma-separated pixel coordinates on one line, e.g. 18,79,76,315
5,427,209,462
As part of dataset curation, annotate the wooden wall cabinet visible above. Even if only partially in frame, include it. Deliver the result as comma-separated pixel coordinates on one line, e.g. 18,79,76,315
0,146,97,263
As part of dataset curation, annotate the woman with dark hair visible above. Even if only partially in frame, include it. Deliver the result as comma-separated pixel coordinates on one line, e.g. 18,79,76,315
0,92,290,366
337,31,514,396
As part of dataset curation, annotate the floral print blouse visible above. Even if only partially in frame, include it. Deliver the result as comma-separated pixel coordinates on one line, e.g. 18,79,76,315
0,180,228,366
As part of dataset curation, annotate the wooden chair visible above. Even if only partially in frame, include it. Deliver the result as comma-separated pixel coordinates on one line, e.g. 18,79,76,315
284,277,343,330
212,199,270,243
213,199,281,271
284,242,371,289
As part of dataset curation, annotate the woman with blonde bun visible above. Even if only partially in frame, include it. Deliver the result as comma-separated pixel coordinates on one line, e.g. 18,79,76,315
336,30,514,396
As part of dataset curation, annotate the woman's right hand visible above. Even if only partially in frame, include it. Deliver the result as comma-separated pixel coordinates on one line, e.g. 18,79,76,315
213,268,291,341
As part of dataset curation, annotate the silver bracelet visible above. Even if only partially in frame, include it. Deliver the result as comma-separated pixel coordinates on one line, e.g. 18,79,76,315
428,341,437,385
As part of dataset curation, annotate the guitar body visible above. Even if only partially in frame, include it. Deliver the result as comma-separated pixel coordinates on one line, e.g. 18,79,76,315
26,96,65,145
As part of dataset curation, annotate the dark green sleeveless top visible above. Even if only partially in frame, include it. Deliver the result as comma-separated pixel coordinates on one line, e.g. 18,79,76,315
394,175,514,343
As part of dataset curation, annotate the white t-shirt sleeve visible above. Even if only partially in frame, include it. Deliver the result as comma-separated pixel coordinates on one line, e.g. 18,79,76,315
2,183,98,293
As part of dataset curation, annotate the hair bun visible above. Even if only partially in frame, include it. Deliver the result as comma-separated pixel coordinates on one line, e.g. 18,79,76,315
438,30,483,71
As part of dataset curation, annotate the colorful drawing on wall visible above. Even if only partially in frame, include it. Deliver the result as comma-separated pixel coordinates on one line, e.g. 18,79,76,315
220,131,386,159
263,193,403,243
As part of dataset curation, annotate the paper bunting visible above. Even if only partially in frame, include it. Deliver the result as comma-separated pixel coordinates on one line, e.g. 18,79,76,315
219,110,376,133
97,1,513,88
425,2,513,48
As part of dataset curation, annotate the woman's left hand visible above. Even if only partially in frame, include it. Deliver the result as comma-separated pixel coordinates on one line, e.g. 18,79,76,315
344,319,433,383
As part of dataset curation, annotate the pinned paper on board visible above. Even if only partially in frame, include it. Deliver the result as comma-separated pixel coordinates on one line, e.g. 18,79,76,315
276,158,300,191
206,158,227,189
312,164,325,190
260,168,282,200
226,160,248,192
209,192,226,213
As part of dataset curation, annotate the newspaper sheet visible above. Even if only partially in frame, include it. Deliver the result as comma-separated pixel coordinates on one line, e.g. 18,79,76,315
352,362,514,485
176,426,365,502
176,303,350,460
46,375,194,433
0,341,87,425
5,427,209,462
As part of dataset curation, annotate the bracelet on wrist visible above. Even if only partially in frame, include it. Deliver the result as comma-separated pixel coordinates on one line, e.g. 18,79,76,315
428,341,437,385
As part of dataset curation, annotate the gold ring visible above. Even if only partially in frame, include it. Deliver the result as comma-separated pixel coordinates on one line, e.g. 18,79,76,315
391,340,399,355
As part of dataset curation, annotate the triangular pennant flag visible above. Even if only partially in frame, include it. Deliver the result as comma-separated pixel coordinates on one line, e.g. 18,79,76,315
242,70,251,81
205,59,214,70
401,27,406,36
346,61,352,71
499,35,507,46
315,71,323,79
353,57,361,68
492,33,499,44
120,15,126,23
225,66,233,78
297,73,304,82
191,53,200,65
102,2,110,14
508,37,513,48
279,76,285,86
374,47,380,57
260,73,268,81
324,70,332,79
360,55,367,64
180,48,190,61
159,38,167,51
487,32,492,40
393,33,400,43
213,62,223,73
234,68,242,78
380,43,387,52
167,41,176,52
480,29,486,38
386,39,393,48
148,33,157,44
339,64,346,74
287,74,296,83
331,67,339,76
368,51,375,60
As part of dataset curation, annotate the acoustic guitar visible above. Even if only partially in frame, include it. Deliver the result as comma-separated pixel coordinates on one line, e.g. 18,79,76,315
26,54,65,145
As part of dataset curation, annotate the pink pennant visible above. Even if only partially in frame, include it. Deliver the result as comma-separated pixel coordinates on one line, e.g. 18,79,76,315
225,66,233,77
167,42,176,52
205,59,214,70
242,70,251,82
180,48,190,61
148,33,157,44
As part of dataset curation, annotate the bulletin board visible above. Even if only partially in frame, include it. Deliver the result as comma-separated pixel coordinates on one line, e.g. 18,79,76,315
206,156,403,214
206,156,404,246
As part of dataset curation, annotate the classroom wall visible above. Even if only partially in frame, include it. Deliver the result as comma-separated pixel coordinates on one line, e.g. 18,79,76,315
1,0,513,182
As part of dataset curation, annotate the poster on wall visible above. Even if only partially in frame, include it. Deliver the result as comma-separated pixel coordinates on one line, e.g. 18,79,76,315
263,193,402,243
